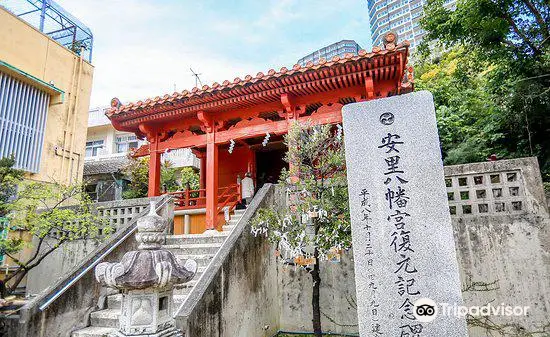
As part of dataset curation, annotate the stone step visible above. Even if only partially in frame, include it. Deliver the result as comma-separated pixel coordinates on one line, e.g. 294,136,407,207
174,254,214,267
71,326,117,337
173,280,198,296
165,232,229,245
90,309,119,328
163,242,222,255
222,224,236,232
191,266,207,280
107,294,187,310
106,294,120,310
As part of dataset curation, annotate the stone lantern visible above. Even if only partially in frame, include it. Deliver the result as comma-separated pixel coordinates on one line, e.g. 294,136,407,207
95,200,197,337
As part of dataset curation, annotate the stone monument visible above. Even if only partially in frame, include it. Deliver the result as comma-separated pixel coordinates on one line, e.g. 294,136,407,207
342,91,468,336
95,200,197,337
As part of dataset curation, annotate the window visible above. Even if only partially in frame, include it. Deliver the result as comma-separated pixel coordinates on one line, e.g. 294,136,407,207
116,134,139,153
0,71,50,173
85,140,104,157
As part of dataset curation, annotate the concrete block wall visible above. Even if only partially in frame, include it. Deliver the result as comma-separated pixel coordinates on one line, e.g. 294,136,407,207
445,158,550,336
26,197,152,296
162,157,550,336
276,158,550,336
13,196,172,337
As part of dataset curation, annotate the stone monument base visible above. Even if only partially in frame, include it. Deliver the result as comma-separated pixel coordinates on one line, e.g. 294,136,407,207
110,326,184,337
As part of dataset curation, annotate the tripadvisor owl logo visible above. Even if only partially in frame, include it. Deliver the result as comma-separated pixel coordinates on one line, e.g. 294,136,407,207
413,298,438,323
412,298,530,323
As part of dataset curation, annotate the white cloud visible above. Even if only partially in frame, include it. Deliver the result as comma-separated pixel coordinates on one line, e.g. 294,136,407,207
55,0,372,107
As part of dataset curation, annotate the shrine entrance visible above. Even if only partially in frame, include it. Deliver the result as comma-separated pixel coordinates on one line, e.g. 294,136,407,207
255,144,288,190
106,32,412,233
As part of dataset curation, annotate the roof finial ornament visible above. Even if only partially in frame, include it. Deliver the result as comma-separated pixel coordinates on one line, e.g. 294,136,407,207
383,31,398,50
110,97,121,109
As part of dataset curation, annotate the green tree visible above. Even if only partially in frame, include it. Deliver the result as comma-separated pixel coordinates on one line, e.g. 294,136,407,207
251,122,350,337
0,158,109,294
0,156,24,218
122,156,199,198
179,166,200,190
419,0,550,176
415,47,506,164
121,157,150,199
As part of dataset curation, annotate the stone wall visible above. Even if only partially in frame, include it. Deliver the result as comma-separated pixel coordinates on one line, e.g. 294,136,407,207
26,197,151,295
11,196,172,337
178,184,281,337
445,158,550,336
278,253,359,335
13,157,549,336
274,157,550,335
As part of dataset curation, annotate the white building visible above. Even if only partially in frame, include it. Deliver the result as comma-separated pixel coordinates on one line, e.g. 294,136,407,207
367,0,456,51
84,106,198,201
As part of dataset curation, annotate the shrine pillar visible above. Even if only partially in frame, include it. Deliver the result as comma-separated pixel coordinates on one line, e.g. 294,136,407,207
148,139,161,197
205,132,218,230
281,93,300,183
199,153,206,189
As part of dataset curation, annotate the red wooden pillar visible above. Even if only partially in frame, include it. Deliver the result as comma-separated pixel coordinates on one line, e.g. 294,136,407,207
199,154,206,189
205,132,218,230
281,93,300,183
148,140,161,196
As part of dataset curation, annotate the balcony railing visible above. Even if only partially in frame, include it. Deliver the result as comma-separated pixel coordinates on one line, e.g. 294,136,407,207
169,189,206,209
168,184,242,214
88,107,111,127
217,184,242,214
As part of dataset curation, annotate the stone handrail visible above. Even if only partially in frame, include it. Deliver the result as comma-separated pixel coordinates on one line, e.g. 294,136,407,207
175,183,275,329
13,195,174,337
57,196,152,231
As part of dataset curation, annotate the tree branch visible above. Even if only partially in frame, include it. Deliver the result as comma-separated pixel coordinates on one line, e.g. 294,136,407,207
519,0,549,39
3,252,23,268
22,235,48,267
25,243,60,270
501,9,541,54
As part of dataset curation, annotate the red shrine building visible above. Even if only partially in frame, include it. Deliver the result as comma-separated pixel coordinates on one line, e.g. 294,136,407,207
107,33,414,234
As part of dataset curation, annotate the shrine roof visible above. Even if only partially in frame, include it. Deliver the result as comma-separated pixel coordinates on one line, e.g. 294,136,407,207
107,33,412,123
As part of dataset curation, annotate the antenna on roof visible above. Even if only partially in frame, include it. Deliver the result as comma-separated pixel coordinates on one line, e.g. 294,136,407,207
190,68,203,88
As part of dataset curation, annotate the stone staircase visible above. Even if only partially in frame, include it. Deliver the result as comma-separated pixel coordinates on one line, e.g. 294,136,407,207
71,208,246,337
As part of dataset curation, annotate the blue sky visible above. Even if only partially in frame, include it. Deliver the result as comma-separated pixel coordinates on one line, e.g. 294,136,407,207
56,0,373,107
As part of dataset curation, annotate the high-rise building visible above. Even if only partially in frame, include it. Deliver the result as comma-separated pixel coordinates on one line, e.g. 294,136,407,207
297,40,362,66
367,0,456,51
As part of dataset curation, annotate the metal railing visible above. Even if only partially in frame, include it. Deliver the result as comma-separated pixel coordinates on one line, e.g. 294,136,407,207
34,196,171,312
0,0,94,62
